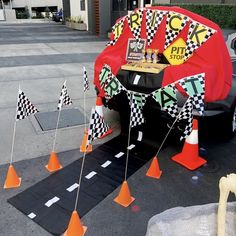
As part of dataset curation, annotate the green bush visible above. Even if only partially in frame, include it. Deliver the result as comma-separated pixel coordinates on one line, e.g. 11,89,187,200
152,4,236,29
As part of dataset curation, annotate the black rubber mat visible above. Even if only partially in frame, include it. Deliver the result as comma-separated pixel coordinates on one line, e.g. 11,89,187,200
8,135,156,235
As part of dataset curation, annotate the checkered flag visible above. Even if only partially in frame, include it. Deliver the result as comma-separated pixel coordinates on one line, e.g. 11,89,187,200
178,97,193,140
179,73,205,115
57,81,72,110
164,12,188,49
83,66,89,92
107,17,125,46
163,102,179,118
16,89,38,121
184,21,216,61
128,9,144,41
127,91,147,128
87,108,110,145
146,10,167,46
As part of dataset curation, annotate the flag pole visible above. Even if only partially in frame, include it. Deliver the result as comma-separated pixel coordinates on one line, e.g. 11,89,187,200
52,108,62,152
154,97,190,157
74,67,88,210
124,92,133,181
10,86,20,164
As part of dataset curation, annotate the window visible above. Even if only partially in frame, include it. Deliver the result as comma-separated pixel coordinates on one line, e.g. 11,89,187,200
112,0,126,11
80,0,85,11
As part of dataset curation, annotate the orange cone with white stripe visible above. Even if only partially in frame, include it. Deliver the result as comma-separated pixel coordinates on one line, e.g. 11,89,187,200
46,152,62,172
95,97,113,138
4,164,21,189
114,181,135,207
64,210,87,236
172,119,206,170
80,129,92,153
146,156,162,179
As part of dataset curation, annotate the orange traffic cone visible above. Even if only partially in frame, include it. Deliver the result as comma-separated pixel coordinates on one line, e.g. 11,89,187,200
80,129,92,153
146,156,162,179
95,96,113,138
64,210,87,236
114,181,135,207
172,119,206,170
4,164,21,189
45,151,62,172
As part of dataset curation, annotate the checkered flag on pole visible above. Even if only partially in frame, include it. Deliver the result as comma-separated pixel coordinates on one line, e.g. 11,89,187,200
57,81,72,110
146,9,167,46
128,9,144,41
83,66,89,92
179,73,205,115
87,108,110,145
178,97,193,140
184,21,216,61
164,12,188,49
107,17,125,46
127,91,147,128
16,89,38,121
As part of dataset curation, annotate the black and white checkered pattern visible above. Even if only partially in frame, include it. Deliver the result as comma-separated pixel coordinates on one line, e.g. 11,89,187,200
164,13,188,49
128,9,143,41
16,89,38,121
179,73,205,115
127,92,147,128
99,64,111,89
107,18,125,46
184,22,216,61
57,81,72,110
146,10,167,46
87,108,110,145
163,102,179,118
178,97,193,140
83,66,89,92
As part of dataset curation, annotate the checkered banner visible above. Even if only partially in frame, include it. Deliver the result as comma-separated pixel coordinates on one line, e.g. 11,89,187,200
178,97,193,140
128,9,144,41
107,17,125,46
184,21,216,61
57,81,72,110
87,108,110,145
83,66,89,92
127,91,147,128
16,89,38,121
179,73,205,115
99,64,112,89
164,12,188,49
151,84,178,118
104,73,126,99
146,9,167,46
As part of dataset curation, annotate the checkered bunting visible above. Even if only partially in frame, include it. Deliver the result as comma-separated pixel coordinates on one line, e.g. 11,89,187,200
163,102,179,118
107,18,125,46
178,97,193,140
104,74,126,100
146,10,167,46
184,22,216,61
178,73,205,115
99,64,112,89
57,81,72,110
164,13,188,49
127,91,147,128
128,9,144,41
87,108,110,145
83,66,89,92
16,89,38,121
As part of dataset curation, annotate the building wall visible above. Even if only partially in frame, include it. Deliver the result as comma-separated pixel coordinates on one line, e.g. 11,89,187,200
99,0,111,36
70,0,88,30
12,0,62,9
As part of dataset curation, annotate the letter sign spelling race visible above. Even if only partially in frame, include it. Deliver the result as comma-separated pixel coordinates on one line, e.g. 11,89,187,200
99,66,111,88
130,12,141,30
189,23,208,45
163,38,186,65
114,21,123,39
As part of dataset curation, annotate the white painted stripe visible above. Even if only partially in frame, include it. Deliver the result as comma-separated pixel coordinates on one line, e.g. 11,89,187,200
28,213,36,219
137,131,143,141
128,144,135,150
133,75,141,85
85,171,97,179
66,183,79,192
101,160,112,168
186,130,198,144
45,196,60,207
115,152,124,158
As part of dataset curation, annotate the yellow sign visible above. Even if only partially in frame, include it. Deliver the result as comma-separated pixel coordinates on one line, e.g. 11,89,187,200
130,11,141,30
163,38,186,65
167,13,185,32
189,23,208,45
113,21,123,39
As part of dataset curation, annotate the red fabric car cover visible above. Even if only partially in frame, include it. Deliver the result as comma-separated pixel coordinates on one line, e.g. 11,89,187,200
94,6,232,102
